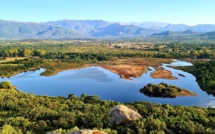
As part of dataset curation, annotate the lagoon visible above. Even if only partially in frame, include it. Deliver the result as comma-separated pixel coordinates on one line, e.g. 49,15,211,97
1,60,215,107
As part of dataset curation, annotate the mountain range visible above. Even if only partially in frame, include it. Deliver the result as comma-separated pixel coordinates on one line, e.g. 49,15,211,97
1,19,215,39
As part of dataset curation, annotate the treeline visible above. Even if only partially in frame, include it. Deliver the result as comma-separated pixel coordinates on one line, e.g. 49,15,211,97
0,47,173,59
0,48,46,57
0,58,44,77
1,41,215,59
1,48,210,59
157,42,215,58
0,85,215,134
192,60,215,93
41,52,113,62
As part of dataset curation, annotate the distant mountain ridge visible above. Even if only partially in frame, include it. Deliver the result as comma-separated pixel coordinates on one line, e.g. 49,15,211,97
130,22,215,33
0,19,215,39
0,20,87,39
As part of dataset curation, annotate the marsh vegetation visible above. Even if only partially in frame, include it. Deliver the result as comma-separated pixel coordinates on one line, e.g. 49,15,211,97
0,40,215,133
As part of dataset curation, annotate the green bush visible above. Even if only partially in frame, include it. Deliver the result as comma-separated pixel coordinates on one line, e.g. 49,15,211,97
0,81,14,89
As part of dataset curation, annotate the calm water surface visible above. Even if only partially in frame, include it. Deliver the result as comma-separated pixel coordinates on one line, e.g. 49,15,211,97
1,60,215,107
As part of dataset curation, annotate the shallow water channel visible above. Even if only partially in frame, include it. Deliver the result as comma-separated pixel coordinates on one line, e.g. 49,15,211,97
1,60,215,107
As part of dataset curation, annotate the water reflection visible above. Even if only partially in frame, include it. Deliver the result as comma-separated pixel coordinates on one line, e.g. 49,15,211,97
0,60,215,108
59,67,113,82
166,60,193,66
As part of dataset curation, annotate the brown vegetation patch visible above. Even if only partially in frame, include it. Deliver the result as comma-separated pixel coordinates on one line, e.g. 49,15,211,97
41,60,88,76
97,58,173,80
0,57,25,63
93,132,102,134
107,58,172,67
45,58,174,80
0,57,175,80
151,68,178,80
180,89,197,96
100,65,147,79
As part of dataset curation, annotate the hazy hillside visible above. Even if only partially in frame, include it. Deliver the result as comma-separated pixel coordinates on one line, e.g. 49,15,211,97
131,22,215,32
46,19,112,34
91,23,158,37
1,19,215,39
151,30,201,37
132,22,189,31
0,20,86,39
201,31,215,40
191,24,215,32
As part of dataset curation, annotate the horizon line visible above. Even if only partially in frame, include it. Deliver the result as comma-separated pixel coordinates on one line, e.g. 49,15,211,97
1,18,215,26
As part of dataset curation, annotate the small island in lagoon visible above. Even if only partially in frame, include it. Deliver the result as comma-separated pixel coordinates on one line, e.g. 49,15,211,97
140,83,197,98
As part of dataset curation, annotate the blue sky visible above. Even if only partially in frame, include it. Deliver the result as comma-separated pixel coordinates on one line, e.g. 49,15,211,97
0,0,215,25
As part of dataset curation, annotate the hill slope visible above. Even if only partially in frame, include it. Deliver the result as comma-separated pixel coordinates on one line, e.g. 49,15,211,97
0,20,86,39
1,19,215,39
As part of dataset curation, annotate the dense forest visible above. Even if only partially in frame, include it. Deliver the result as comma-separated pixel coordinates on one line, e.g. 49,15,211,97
190,60,215,94
0,40,215,59
0,83,215,134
